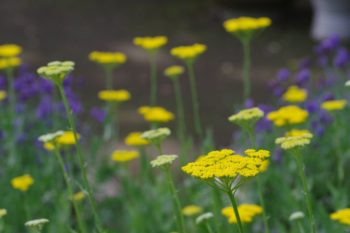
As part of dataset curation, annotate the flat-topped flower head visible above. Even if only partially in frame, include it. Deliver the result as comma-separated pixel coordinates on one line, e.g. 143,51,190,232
111,150,139,163
182,205,203,217
39,131,79,151
345,80,350,87
0,209,7,218
98,89,131,102
330,208,350,226
89,51,127,67
164,65,185,78
71,191,86,202
124,132,150,147
321,99,347,111
0,57,21,70
138,106,174,123
38,131,65,143
11,174,34,192
228,107,264,128
223,17,271,36
289,211,305,222
141,127,171,145
133,36,168,52
267,105,309,127
222,204,263,224
25,218,49,231
285,129,312,137
275,132,313,151
150,154,178,168
0,90,7,101
196,212,214,224
0,44,22,57
56,131,80,146
37,61,75,85
244,149,270,159
282,85,308,103
171,43,207,63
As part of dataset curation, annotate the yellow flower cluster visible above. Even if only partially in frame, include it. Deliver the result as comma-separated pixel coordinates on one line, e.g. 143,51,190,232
182,205,203,217
0,44,22,57
228,107,264,127
11,174,34,192
111,150,139,162
89,51,127,65
98,89,131,102
321,99,347,111
330,208,350,226
0,90,6,101
133,36,168,51
0,209,7,218
282,85,307,103
285,129,311,137
171,44,207,61
41,131,80,151
138,106,174,123
37,61,75,84
223,17,271,33
0,57,21,70
164,65,184,78
150,154,178,168
71,191,86,202
275,132,313,151
182,149,269,180
124,132,150,147
222,204,263,224
267,105,308,127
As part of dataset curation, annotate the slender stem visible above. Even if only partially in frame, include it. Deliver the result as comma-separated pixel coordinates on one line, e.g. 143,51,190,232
257,177,270,233
226,191,244,233
205,222,215,233
57,85,103,233
149,52,158,106
294,154,316,233
6,68,17,167
241,39,251,100
186,62,202,138
105,67,113,90
165,168,187,233
297,221,306,233
53,148,87,233
139,147,153,183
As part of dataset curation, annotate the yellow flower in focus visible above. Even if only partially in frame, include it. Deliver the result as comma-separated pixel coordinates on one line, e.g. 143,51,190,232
285,129,312,137
11,174,34,192
275,132,313,151
89,51,127,65
267,105,308,127
330,208,350,226
56,131,80,146
0,90,6,101
282,85,307,103
164,65,185,78
98,89,131,102
321,99,347,111
223,17,271,33
111,150,139,163
0,44,22,57
228,107,264,127
71,191,86,202
138,106,174,123
0,209,7,218
182,205,203,217
133,36,168,51
171,44,207,62
124,132,150,147
0,57,21,70
222,204,263,224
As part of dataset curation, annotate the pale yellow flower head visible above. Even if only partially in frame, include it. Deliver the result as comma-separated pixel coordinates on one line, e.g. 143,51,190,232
141,127,171,145
196,212,214,224
111,150,139,163
150,154,178,168
275,132,313,151
37,61,75,85
171,44,207,62
0,44,22,57
71,191,86,202
182,205,203,217
11,174,34,192
228,107,264,128
164,65,185,78
267,105,308,127
98,89,131,102
223,17,271,33
330,208,350,226
138,106,174,123
285,129,312,137
0,90,7,101
133,36,168,51
89,51,127,65
0,209,7,218
289,211,305,222
321,99,347,111
25,218,49,231
282,85,307,103
222,204,263,224
124,132,150,147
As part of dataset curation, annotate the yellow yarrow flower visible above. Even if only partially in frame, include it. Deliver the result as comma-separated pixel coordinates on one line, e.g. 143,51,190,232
37,61,75,85
0,44,22,57
111,150,139,162
98,89,131,102
164,65,185,78
282,85,307,103
228,107,264,128
275,132,313,151
133,36,168,51
0,57,21,70
0,90,6,101
150,154,178,168
138,106,174,123
56,131,80,146
321,99,347,111
222,204,263,224
89,51,127,65
182,205,203,217
124,132,150,147
285,129,312,137
0,209,7,218
171,44,207,62
267,105,308,127
11,174,34,192
330,208,350,226
223,17,271,33
71,191,86,202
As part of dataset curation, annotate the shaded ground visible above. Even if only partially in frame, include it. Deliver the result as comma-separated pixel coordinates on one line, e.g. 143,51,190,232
0,0,314,145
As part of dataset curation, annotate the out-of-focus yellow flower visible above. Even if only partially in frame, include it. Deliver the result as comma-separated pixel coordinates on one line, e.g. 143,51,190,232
285,129,312,137
182,205,203,217
267,105,308,127
111,150,139,163
124,132,150,147
138,106,174,123
0,44,22,57
223,17,271,33
133,36,168,51
43,142,55,151
98,89,131,102
71,191,86,202
11,174,34,192
275,133,313,151
150,154,178,168
321,99,347,111
0,90,6,101
89,51,127,65
56,131,80,146
164,65,185,78
282,85,307,103
171,44,207,62
0,209,7,218
141,128,171,145
222,204,263,224
0,57,21,70
330,208,350,226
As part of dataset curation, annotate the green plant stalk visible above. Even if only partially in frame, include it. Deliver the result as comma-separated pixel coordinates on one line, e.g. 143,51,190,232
149,52,158,106
57,85,104,233
205,222,214,233
241,39,251,100
226,191,244,233
53,148,87,233
165,168,187,233
105,67,114,90
103,101,118,141
211,189,223,233
139,147,153,183
297,221,305,233
294,153,316,233
6,68,17,167
186,62,203,138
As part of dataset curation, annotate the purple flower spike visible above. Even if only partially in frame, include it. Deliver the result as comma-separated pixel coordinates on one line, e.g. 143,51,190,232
334,48,350,68
244,98,254,108
295,69,310,86
277,68,290,82
90,107,106,123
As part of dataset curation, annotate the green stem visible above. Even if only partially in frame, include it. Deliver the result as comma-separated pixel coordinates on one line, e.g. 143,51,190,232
294,154,316,233
57,85,104,233
241,39,251,100
297,221,306,233
165,168,186,233
105,67,114,90
139,147,153,183
6,68,17,167
53,148,87,233
149,52,158,106
257,177,270,233
205,222,214,233
186,62,202,138
226,191,244,233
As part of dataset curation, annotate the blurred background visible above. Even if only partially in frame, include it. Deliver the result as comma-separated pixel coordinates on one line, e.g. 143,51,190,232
0,0,349,145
